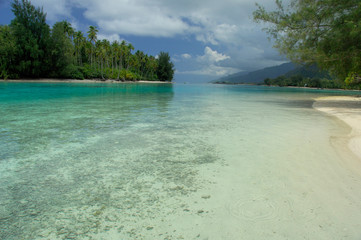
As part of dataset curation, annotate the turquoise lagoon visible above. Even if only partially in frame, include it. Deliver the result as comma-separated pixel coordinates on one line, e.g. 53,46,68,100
1,82,361,239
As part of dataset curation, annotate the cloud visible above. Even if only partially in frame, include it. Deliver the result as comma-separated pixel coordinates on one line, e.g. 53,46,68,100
181,65,239,77
31,0,71,21
198,47,230,63
97,33,123,43
28,0,280,49
178,47,238,76
27,0,289,76
30,0,274,41
181,54,192,59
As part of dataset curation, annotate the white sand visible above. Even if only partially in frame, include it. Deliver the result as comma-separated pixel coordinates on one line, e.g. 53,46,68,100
313,96,361,165
186,97,361,239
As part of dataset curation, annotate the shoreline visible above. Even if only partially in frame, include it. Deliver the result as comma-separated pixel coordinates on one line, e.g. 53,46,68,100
0,78,172,84
213,82,361,92
313,96,361,169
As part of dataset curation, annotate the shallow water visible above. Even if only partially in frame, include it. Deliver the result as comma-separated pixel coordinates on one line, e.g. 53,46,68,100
0,83,361,239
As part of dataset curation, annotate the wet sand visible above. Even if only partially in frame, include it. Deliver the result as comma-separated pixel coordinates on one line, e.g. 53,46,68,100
313,96,361,165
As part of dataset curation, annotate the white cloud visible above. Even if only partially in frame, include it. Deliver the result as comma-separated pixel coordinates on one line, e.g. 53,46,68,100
198,47,230,63
181,53,192,59
180,65,239,77
31,0,70,21
31,0,276,43
178,47,236,76
28,0,289,75
97,33,123,43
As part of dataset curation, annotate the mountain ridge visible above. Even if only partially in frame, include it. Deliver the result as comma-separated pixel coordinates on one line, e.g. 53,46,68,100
212,62,297,84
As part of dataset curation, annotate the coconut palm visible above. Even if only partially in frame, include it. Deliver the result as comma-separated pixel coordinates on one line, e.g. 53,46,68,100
74,31,85,66
87,26,98,67
63,21,74,40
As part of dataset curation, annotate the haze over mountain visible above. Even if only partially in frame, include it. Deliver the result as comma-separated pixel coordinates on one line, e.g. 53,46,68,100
212,62,334,84
212,62,297,84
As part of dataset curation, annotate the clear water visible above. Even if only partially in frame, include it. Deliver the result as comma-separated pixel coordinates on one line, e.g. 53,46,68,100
1,82,361,239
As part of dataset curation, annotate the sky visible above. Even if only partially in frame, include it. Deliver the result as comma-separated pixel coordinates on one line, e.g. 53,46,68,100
0,0,288,83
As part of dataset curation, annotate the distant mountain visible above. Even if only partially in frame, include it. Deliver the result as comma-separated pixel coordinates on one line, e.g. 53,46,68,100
213,62,297,84
284,64,332,80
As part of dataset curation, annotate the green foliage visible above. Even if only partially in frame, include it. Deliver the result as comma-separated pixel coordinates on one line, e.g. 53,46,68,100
49,21,75,78
81,64,101,79
264,75,345,89
156,52,174,81
1,0,174,81
60,64,84,79
264,78,271,86
345,72,361,89
10,0,51,77
0,25,17,79
253,0,361,84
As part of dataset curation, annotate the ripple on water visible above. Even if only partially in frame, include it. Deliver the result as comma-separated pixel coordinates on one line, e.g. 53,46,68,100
227,195,296,223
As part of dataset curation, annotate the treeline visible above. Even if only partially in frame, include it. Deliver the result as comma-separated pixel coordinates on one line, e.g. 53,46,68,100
254,0,361,89
264,75,345,89
0,0,174,81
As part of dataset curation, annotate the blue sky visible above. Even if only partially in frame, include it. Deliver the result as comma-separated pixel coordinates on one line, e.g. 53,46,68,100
0,0,288,83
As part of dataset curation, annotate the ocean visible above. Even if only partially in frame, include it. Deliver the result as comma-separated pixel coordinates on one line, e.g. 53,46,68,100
1,82,361,239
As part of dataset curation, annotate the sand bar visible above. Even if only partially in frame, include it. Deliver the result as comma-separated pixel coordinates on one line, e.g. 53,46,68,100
313,96,361,164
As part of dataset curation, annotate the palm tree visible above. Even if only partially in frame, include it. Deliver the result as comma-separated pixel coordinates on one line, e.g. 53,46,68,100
123,43,134,71
87,26,98,67
102,39,111,70
63,21,74,40
95,39,110,79
111,41,119,76
134,50,146,77
74,31,84,66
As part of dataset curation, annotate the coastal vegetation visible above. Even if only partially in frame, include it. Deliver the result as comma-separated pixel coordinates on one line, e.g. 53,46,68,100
0,0,174,81
263,75,344,89
263,64,345,89
212,62,345,89
254,0,361,89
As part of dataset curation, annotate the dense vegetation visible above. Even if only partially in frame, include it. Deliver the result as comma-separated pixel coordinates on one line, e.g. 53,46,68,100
264,75,344,89
0,0,174,81
254,0,361,89
263,64,345,89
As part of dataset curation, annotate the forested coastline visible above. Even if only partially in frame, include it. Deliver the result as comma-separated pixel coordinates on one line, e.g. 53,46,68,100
254,0,361,90
0,0,175,82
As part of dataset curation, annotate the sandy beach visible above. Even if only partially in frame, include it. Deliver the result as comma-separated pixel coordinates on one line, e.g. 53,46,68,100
313,96,361,172
0,79,171,84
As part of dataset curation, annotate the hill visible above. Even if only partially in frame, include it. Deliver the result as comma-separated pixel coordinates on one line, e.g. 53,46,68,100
284,64,331,80
213,62,296,84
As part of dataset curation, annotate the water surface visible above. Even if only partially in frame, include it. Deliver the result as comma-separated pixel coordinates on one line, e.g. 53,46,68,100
1,83,361,239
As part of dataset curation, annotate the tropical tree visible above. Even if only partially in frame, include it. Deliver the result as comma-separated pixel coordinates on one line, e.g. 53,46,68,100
50,21,75,77
62,21,74,41
123,43,134,70
146,56,158,80
112,40,124,80
156,52,174,81
111,41,119,75
74,31,85,66
102,39,111,70
0,25,16,79
87,25,98,67
253,0,361,86
10,0,51,77
1,0,173,81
